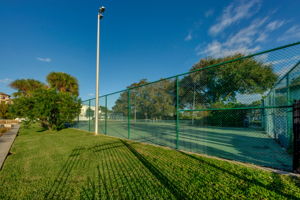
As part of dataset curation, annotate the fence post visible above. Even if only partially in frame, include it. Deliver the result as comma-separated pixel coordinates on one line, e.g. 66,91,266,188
105,95,108,135
88,100,91,132
261,99,265,130
77,114,79,128
287,73,291,104
287,73,293,147
176,76,180,149
293,100,300,173
128,90,131,139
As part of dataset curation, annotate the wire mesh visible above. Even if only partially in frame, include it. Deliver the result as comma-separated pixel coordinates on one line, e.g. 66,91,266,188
129,78,177,148
75,42,300,171
179,108,292,171
99,96,106,134
106,92,128,139
77,100,92,132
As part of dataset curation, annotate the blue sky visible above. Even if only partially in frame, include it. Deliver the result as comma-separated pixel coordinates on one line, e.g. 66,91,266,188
1,0,300,100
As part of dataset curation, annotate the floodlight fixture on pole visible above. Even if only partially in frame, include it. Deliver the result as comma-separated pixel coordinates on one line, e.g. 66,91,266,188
95,6,105,135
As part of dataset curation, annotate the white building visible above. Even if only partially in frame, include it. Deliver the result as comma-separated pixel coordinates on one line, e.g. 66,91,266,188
78,105,105,121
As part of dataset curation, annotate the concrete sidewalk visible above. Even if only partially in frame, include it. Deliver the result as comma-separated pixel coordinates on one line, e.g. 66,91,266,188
0,125,20,170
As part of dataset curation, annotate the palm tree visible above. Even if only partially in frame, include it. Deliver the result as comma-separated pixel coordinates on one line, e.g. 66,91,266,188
46,72,79,96
10,79,46,97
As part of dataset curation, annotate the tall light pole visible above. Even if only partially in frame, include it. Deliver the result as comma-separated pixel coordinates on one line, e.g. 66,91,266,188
95,6,105,135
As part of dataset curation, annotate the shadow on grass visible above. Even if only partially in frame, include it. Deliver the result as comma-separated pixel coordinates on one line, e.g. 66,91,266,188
45,141,129,199
44,136,299,199
46,140,163,199
78,140,174,199
80,165,112,200
36,128,48,132
121,140,191,200
88,141,126,153
45,147,86,200
179,151,298,199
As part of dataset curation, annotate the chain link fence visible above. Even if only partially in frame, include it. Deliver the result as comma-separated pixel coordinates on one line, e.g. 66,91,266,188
75,42,300,171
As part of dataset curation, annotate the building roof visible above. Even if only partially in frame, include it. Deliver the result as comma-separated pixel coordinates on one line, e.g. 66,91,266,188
0,92,10,97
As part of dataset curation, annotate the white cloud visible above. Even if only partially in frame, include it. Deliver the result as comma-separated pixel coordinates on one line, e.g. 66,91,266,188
278,25,300,41
209,0,261,36
266,20,286,31
255,20,286,43
225,17,268,46
199,18,269,57
199,43,260,58
199,16,289,58
184,32,193,41
204,9,214,18
0,78,12,84
88,93,95,97
196,40,221,56
36,57,52,62
256,33,267,42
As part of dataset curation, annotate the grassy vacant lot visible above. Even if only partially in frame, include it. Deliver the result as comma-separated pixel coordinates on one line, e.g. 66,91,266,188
0,125,300,199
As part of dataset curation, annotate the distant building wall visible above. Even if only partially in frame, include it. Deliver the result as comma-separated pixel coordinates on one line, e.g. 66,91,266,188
0,93,12,104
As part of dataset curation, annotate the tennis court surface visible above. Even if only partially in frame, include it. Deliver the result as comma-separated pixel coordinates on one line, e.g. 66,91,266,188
77,120,292,171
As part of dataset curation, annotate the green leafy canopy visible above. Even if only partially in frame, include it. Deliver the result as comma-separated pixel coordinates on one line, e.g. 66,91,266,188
10,72,81,130
11,89,81,130
113,54,277,123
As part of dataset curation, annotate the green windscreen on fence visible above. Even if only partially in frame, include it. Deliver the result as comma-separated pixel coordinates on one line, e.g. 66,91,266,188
75,42,300,171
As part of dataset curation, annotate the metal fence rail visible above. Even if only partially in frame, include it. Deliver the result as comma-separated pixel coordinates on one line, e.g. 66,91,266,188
75,42,300,172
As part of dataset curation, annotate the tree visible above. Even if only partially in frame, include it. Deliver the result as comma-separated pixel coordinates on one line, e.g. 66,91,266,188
113,79,175,120
47,72,79,96
10,72,81,130
112,54,278,126
0,102,11,119
179,54,278,127
85,107,95,118
10,79,46,97
137,79,174,120
112,92,129,117
180,54,278,108
112,79,149,118
11,89,81,130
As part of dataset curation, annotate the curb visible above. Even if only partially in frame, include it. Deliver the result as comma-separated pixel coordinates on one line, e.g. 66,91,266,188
0,125,20,170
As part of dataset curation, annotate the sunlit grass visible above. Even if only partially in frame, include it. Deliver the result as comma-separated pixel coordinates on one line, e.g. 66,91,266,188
0,124,299,199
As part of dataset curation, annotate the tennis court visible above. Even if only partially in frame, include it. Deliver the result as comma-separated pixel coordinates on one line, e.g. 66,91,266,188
77,120,292,171
75,42,300,172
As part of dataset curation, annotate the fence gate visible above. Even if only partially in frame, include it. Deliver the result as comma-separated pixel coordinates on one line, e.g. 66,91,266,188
293,100,300,173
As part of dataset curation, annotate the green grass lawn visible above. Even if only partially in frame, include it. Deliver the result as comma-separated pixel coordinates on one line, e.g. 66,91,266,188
0,125,300,199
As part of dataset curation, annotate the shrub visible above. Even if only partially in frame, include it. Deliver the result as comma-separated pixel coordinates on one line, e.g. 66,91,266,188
0,102,12,119
11,89,81,130
194,102,248,127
